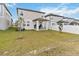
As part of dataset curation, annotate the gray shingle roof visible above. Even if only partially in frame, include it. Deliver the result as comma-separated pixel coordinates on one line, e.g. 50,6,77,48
45,13,63,17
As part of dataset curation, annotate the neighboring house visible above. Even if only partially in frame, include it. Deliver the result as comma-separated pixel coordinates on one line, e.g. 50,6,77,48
45,13,63,29
63,17,79,25
17,8,48,31
61,17,74,25
0,3,12,30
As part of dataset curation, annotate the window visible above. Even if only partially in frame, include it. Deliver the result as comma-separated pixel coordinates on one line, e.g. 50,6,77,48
52,23,55,25
27,21,30,23
20,12,23,16
0,5,3,16
27,21,30,26
27,24,30,26
0,5,1,15
41,16,43,18
50,16,53,20
52,23,56,25
64,23,68,25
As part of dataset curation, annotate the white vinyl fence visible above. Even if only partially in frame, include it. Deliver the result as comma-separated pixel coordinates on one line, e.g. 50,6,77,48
52,25,79,34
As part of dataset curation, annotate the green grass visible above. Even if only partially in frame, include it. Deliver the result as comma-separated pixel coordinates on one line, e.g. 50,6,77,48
0,27,79,55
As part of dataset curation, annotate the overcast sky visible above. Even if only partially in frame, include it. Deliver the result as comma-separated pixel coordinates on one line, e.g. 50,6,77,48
6,3,79,22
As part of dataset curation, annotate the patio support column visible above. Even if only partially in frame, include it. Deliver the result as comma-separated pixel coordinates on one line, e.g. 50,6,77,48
46,21,48,30
36,21,39,31
50,20,52,29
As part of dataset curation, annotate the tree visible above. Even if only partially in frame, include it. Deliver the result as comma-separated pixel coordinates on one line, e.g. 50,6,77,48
57,20,63,32
15,16,25,31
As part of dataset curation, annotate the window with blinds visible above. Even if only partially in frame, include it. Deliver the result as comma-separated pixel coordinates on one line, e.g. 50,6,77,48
0,5,3,16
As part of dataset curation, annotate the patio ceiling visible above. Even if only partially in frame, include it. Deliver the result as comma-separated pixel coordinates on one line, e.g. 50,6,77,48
33,18,49,22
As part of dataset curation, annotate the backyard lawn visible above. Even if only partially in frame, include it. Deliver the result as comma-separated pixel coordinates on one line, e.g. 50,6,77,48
0,27,79,56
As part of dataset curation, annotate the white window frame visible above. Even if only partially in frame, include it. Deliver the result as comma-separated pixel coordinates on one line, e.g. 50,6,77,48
0,5,3,16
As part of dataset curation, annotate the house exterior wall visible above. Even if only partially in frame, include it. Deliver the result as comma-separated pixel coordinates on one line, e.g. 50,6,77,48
17,9,44,30
0,17,8,30
3,5,12,28
0,4,12,30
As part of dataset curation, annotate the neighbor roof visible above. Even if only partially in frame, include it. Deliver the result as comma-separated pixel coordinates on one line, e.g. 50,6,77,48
45,13,63,17
17,8,45,14
63,17,79,21
0,3,12,16
45,13,79,21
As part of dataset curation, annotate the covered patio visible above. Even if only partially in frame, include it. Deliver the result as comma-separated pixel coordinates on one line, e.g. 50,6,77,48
33,18,49,31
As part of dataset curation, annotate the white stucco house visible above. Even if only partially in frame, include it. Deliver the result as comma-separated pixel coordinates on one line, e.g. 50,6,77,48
0,3,13,30
17,8,79,34
17,8,48,31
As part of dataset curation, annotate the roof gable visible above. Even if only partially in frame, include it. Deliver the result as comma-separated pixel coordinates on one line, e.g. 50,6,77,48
0,3,12,16
17,8,45,14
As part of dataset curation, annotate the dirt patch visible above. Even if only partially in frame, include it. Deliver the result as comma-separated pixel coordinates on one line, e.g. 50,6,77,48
16,36,24,40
